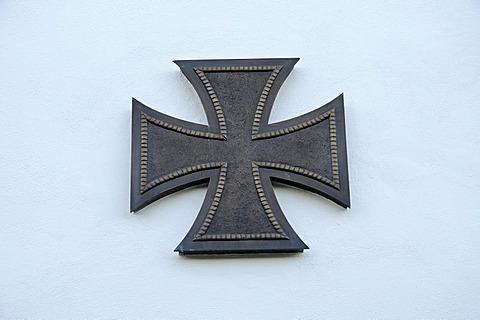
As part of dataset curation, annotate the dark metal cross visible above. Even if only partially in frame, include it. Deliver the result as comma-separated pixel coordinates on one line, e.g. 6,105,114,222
131,58,350,254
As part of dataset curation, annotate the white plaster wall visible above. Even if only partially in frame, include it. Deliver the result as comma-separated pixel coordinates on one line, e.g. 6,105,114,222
1,1,479,318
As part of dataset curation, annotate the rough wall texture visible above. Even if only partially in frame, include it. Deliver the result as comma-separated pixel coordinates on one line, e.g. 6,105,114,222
1,1,479,318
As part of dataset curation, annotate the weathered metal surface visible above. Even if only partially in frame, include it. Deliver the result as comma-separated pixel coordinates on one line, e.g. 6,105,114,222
131,58,350,255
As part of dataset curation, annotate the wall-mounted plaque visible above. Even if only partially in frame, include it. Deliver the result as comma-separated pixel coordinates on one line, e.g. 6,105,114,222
131,58,350,255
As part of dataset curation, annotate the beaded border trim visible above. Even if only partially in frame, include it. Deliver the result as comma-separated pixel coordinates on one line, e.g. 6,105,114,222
142,112,225,140
252,162,289,237
195,65,282,72
142,162,226,194
329,111,340,186
192,163,227,240
251,67,283,136
193,68,229,137
253,109,333,139
195,233,287,241
254,161,339,190
139,114,149,190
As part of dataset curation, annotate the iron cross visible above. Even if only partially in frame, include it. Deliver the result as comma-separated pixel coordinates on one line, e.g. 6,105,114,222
131,58,350,254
